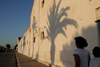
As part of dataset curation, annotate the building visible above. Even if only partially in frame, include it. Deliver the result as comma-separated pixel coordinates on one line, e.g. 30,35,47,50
18,0,100,67
18,25,31,56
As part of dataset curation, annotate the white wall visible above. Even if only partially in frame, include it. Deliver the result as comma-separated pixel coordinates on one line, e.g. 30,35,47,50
18,0,100,67
18,27,31,57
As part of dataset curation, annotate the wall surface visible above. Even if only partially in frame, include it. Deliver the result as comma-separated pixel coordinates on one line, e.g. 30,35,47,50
18,0,100,67
18,27,31,56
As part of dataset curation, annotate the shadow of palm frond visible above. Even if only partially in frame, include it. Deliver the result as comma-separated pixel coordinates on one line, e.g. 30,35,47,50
44,0,78,65
31,19,37,58
32,19,37,33
22,36,26,54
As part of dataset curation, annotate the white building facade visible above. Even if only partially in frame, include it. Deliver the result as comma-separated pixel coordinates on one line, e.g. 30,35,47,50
18,0,100,67
18,25,31,56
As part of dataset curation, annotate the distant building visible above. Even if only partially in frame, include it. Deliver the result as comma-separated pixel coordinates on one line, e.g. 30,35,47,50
18,0,100,67
18,25,31,56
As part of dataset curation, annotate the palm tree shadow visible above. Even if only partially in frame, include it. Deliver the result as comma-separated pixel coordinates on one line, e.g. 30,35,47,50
60,41,75,67
44,0,78,65
31,18,37,58
22,36,26,54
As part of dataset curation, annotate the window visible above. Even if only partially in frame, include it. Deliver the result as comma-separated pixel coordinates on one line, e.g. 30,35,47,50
33,16,35,23
96,7,100,20
42,0,44,8
95,20,100,47
95,7,100,47
41,32,44,39
33,16,35,20
33,37,36,43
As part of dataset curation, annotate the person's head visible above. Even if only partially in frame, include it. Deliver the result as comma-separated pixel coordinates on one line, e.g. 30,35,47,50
74,36,88,48
93,46,100,57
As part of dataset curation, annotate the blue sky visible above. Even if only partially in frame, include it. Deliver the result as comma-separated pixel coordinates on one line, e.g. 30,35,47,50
0,0,34,48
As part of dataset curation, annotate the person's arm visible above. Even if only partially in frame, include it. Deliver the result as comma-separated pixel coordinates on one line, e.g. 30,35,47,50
73,54,80,67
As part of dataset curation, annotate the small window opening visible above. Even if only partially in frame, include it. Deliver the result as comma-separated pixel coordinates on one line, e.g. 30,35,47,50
41,32,44,39
33,16,35,20
42,0,44,8
33,37,36,43
33,16,35,22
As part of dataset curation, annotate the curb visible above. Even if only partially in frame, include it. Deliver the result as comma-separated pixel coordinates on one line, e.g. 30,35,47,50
16,52,21,67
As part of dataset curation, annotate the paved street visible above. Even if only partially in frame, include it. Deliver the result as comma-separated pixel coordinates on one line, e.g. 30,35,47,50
16,52,49,67
0,51,16,67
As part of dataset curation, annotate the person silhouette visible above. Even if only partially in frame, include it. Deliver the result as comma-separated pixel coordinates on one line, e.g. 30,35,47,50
89,46,100,67
73,36,90,67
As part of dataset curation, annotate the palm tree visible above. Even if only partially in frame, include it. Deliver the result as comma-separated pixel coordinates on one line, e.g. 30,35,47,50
6,44,11,52
44,0,78,65
14,44,18,51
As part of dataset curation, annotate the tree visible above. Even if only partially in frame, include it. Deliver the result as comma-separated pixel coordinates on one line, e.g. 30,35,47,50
6,44,11,52
14,44,18,51
0,45,6,52
6,44,11,49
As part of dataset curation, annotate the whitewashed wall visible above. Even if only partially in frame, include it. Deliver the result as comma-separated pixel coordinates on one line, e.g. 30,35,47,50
18,0,100,67
18,40,22,53
18,27,31,57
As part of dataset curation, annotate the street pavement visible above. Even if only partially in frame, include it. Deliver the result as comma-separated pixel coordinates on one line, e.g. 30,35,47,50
0,51,16,67
16,52,49,67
